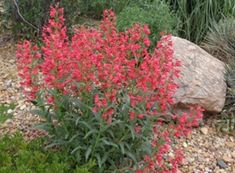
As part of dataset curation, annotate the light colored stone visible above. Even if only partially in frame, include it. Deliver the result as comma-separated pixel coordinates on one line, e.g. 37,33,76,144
5,118,13,124
223,154,234,163
20,105,26,110
226,141,235,148
200,127,209,135
183,142,188,148
171,36,226,113
7,109,13,114
231,151,235,159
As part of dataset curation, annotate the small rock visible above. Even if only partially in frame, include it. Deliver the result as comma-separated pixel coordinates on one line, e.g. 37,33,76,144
217,159,228,169
20,105,26,110
200,127,209,135
7,109,13,114
229,136,234,142
183,142,188,148
5,118,13,125
223,154,233,163
5,79,12,87
231,151,235,159
226,141,235,148
9,59,15,63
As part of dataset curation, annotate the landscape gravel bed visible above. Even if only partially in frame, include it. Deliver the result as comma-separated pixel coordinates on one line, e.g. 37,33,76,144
0,44,234,173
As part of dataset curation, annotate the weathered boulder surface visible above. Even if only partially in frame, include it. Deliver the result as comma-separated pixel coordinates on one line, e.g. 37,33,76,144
171,36,226,113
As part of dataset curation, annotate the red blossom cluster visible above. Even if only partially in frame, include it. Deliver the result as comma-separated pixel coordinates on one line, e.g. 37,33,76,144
17,5,203,172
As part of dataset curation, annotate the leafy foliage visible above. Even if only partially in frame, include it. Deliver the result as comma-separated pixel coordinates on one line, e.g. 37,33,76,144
3,0,130,40
166,0,235,43
202,17,235,63
16,5,203,172
4,0,52,40
0,133,96,173
77,0,130,19
117,0,179,44
216,61,235,133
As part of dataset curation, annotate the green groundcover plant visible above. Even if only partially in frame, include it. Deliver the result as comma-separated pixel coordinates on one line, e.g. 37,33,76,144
117,0,179,45
0,133,95,173
0,103,15,123
16,4,203,172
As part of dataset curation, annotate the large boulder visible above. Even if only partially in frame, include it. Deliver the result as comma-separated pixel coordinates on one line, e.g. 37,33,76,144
171,36,226,113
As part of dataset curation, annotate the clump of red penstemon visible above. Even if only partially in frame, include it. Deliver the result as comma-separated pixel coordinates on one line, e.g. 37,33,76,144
17,4,203,172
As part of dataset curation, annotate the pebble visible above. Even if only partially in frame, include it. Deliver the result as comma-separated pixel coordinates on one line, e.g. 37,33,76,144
7,109,13,114
5,79,12,87
217,159,228,169
183,142,188,148
200,127,209,135
231,151,235,159
5,118,13,125
20,105,26,110
222,154,233,163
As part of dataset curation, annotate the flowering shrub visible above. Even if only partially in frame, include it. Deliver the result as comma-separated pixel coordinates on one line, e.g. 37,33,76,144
17,4,203,172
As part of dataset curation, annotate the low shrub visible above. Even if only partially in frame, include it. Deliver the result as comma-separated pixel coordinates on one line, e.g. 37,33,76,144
16,5,203,172
0,133,95,173
3,0,52,40
117,0,179,45
202,17,235,63
3,0,129,40
78,0,129,19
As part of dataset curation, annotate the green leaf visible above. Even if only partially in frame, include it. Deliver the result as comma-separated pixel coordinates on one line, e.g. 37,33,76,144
95,154,102,168
85,146,92,161
77,120,92,130
126,152,137,163
71,146,82,155
101,139,118,148
84,129,98,139
125,124,135,140
34,123,52,132
119,143,125,155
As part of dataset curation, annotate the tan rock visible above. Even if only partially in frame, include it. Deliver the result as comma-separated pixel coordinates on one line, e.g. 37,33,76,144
226,141,235,148
172,36,226,113
200,127,209,135
223,154,234,163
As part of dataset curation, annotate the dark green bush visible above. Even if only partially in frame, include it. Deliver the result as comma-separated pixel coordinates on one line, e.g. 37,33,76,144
0,133,96,173
3,0,130,40
78,0,129,19
117,0,179,44
4,0,52,40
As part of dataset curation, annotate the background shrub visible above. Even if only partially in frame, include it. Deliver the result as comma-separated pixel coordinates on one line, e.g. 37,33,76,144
4,0,52,40
78,0,129,19
3,0,179,42
3,0,130,40
0,133,96,173
165,0,235,43
0,0,11,35
117,0,179,44
202,18,235,63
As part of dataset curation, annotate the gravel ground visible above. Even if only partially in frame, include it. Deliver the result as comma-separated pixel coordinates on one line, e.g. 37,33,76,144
0,43,234,173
